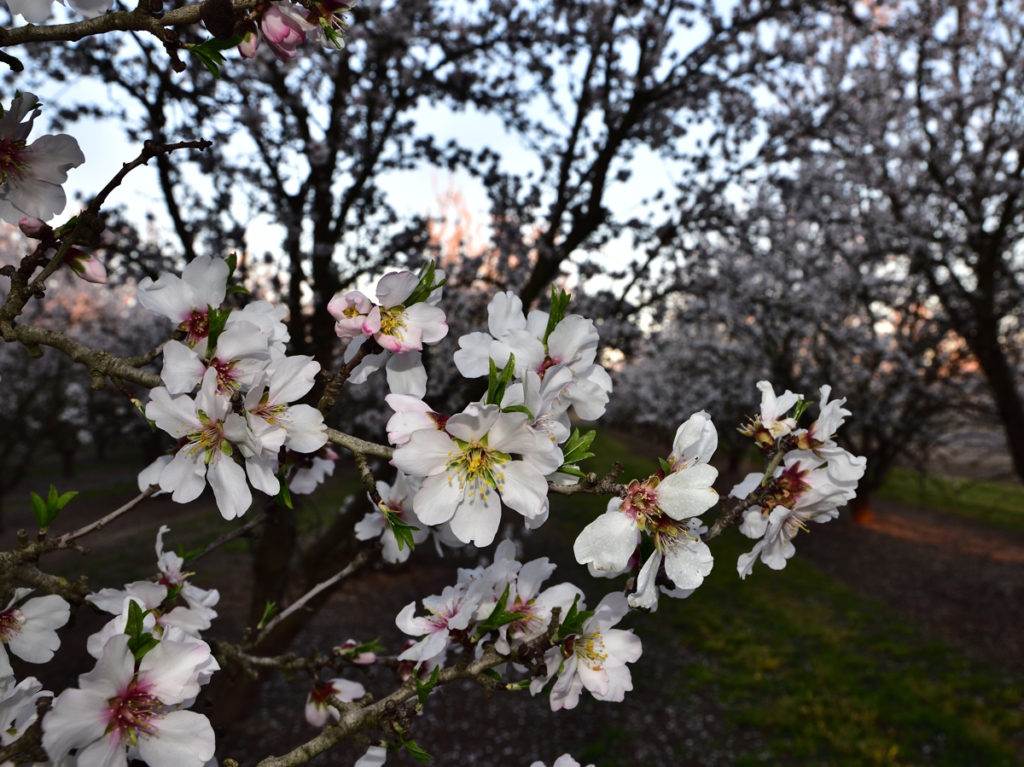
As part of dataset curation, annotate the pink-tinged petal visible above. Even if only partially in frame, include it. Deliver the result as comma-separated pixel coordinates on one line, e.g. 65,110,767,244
361,306,383,336
42,687,122,764
139,639,212,704
448,488,502,546
375,270,419,306
135,710,215,767
656,464,719,520
79,634,135,698
573,511,638,572
516,557,556,602
445,403,499,442
208,457,251,519
412,472,462,526
496,460,548,520
395,601,429,636
392,430,453,477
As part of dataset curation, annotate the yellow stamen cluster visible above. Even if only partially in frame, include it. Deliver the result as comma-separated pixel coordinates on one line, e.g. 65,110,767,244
448,441,509,498
378,305,407,340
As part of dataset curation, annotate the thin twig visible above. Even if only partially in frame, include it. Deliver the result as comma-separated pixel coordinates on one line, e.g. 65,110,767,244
56,486,159,545
325,427,393,459
253,548,374,644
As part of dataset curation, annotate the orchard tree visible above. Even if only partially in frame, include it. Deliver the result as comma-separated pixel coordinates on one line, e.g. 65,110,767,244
747,0,1024,480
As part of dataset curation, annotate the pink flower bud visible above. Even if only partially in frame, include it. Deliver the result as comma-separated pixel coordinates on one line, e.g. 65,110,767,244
238,28,260,58
18,217,48,238
261,2,317,61
65,248,108,285
338,639,376,665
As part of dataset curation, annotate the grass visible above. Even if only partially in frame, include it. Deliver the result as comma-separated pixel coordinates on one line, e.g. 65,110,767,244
548,429,1024,766
879,467,1024,534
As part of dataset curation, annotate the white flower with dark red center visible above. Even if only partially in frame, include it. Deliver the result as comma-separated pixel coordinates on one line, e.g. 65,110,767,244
574,459,718,575
304,677,365,727
355,471,428,563
531,592,641,711
0,589,70,679
0,92,84,225
42,634,215,767
392,403,552,547
137,256,229,347
395,584,479,668
144,368,251,520
736,451,863,578
160,321,271,396
155,526,220,621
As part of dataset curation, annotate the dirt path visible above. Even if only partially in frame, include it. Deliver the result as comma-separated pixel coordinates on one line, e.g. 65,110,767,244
798,496,1024,674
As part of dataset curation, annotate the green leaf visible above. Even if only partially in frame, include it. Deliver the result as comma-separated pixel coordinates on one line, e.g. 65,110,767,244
561,429,596,465
500,403,534,419
186,34,245,78
485,354,516,406
792,397,809,422
29,492,48,528
405,260,447,306
556,594,593,641
225,252,238,275
382,508,420,552
658,456,673,475
474,583,527,637
275,479,294,510
124,601,159,660
205,306,232,350
542,286,572,344
338,637,384,658
415,665,440,707
392,723,432,763
557,428,597,478
257,601,278,630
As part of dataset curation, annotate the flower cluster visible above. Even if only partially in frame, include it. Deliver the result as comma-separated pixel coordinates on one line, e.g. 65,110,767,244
732,382,866,577
138,256,328,520
395,541,641,711
574,411,720,611
240,0,357,61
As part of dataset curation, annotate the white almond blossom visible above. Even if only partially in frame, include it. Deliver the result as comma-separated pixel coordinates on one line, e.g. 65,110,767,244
530,756,594,767
144,368,252,520
304,677,366,727
0,92,84,225
42,634,216,767
0,588,70,679
531,592,641,711
395,584,479,668
392,403,555,547
137,256,229,347
355,471,428,563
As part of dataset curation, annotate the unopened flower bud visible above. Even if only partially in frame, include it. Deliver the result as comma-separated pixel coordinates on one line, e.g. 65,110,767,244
18,217,48,238
64,248,108,285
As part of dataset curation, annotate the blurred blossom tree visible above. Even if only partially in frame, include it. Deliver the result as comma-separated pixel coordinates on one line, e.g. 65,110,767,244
738,0,1024,481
